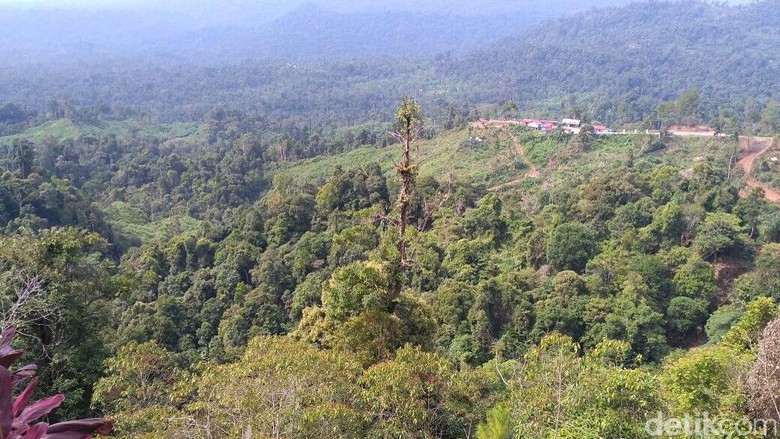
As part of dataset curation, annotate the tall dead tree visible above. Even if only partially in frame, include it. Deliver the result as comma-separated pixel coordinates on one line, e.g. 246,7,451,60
389,97,422,299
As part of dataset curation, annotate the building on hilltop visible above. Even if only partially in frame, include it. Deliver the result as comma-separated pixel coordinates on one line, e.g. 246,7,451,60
561,118,581,128
521,118,557,133
561,118,581,134
519,117,613,135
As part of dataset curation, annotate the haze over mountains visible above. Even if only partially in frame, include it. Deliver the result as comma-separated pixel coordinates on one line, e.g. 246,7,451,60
0,0,778,127
0,0,639,62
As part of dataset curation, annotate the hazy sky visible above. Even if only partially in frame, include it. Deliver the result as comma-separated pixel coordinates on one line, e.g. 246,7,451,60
0,0,145,4
0,0,633,20
0,0,201,8
0,0,753,8
0,0,123,5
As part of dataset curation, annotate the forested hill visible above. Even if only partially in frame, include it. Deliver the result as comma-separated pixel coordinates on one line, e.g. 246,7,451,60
452,0,780,121
1,0,779,128
0,0,633,63
172,7,547,60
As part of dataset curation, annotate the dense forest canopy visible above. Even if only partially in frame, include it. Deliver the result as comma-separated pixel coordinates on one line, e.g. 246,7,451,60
1,0,779,130
0,0,779,438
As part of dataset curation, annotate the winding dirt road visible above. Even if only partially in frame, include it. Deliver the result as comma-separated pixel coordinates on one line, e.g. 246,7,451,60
474,121,780,202
472,120,539,191
737,136,780,203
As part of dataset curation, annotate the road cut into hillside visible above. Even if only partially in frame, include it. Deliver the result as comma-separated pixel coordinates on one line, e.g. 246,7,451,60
738,136,780,203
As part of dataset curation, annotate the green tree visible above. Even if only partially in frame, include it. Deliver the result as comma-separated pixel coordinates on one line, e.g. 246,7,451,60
321,261,391,321
456,195,506,244
720,296,779,352
705,304,743,344
734,187,771,239
361,344,500,438
733,245,780,302
533,271,588,341
639,201,683,249
91,341,180,437
0,228,118,418
510,333,582,437
666,296,708,344
661,345,751,416
693,212,752,260
476,404,511,439
547,223,597,273
760,99,779,134
11,138,35,177
675,87,702,124
177,336,365,438
671,255,716,302
508,335,659,438
583,286,669,362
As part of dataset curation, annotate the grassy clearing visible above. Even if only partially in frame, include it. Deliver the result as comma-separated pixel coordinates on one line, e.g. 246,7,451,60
0,118,201,147
275,128,523,188
136,122,200,142
105,201,208,244
274,126,742,194
515,129,568,168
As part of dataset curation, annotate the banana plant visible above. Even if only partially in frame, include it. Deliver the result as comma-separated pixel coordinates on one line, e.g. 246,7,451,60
0,327,112,439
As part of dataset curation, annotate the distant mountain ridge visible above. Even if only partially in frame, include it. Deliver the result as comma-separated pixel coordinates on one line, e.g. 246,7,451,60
0,0,779,129
0,0,637,63
446,0,780,121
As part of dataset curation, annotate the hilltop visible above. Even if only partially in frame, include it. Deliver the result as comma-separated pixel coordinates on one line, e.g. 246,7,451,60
279,122,748,191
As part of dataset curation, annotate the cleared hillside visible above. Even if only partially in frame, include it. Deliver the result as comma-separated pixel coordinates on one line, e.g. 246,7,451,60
279,123,747,198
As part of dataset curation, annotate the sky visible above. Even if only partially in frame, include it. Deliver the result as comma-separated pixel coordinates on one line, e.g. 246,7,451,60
0,0,626,24
0,0,753,8
0,0,137,5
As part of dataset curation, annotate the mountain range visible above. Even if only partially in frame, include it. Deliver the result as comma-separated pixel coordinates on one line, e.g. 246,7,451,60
0,0,778,127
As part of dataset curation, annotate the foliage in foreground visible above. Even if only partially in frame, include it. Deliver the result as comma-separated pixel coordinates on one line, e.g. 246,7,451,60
0,326,112,438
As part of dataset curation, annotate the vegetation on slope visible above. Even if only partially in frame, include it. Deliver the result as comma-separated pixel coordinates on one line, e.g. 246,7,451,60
1,1,780,435
1,93,778,436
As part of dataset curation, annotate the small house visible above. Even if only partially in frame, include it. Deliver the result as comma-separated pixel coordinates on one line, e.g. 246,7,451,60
561,118,581,129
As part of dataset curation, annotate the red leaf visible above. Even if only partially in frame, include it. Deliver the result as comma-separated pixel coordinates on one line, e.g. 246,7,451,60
22,422,47,439
0,366,13,438
45,419,113,439
15,395,63,425
0,327,15,350
13,378,38,418
12,365,37,389
0,328,23,369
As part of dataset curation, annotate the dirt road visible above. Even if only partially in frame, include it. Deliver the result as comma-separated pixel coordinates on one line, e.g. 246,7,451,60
737,136,780,203
473,120,539,191
474,122,780,202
